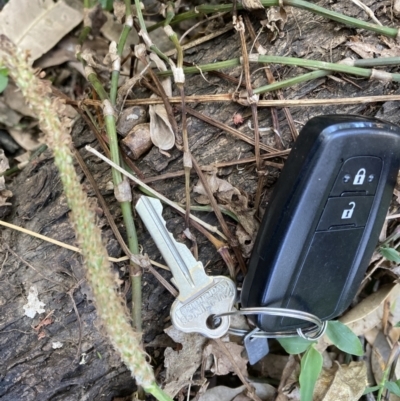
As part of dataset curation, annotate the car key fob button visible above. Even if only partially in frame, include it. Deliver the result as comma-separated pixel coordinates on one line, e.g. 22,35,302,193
330,156,382,196
317,196,374,231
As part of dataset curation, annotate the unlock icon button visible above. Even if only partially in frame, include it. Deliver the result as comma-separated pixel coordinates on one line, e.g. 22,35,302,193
341,202,356,219
317,196,374,231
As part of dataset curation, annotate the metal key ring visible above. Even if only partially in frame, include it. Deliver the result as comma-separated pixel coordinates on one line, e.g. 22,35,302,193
213,307,327,340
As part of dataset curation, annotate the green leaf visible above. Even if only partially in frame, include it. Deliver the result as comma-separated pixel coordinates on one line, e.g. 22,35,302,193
278,337,315,355
0,68,8,94
326,321,363,356
299,345,323,401
99,0,113,11
395,321,400,328
363,385,381,395
385,381,400,397
380,247,400,263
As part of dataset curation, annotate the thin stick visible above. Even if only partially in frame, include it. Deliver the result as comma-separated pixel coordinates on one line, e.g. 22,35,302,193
85,146,227,240
66,93,400,107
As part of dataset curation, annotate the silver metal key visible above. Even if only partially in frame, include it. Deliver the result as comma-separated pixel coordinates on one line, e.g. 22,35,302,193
136,196,236,338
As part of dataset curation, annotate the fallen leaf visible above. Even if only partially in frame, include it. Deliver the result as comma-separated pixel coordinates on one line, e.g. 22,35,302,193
256,354,289,380
193,168,241,203
101,11,139,55
148,54,175,150
8,127,44,151
204,341,248,376
339,284,400,336
164,326,207,397
0,0,83,62
198,382,276,401
0,98,21,127
313,362,367,401
369,330,390,384
346,42,379,59
0,149,12,208
0,149,9,174
261,6,288,41
4,83,36,118
395,0,400,17
38,36,108,70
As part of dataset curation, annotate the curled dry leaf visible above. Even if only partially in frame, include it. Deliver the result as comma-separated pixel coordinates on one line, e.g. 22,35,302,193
261,7,288,41
0,149,12,209
339,284,400,337
194,167,259,252
194,167,241,204
113,0,126,23
204,341,248,376
122,123,153,160
198,382,276,401
149,103,175,150
148,54,175,150
0,0,83,62
101,12,139,57
4,82,36,118
313,362,367,401
0,98,21,127
395,0,400,17
83,3,107,35
164,326,207,397
347,37,400,59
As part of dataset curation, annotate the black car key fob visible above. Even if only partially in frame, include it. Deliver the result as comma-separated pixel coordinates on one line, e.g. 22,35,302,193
241,115,400,332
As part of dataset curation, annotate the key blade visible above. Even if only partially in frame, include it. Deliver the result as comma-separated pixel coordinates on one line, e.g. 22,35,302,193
136,196,196,288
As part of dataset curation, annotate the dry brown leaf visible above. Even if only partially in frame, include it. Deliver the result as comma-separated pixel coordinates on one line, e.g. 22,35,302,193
193,168,241,203
8,128,44,151
0,149,10,207
163,326,207,397
0,149,9,175
395,0,400,17
36,36,108,69
255,354,289,380
101,12,139,54
4,83,36,118
0,98,21,127
113,0,126,23
149,103,175,150
339,284,400,336
261,7,288,41
313,362,367,401
204,341,248,376
148,55,175,150
347,39,400,59
346,42,379,59
236,224,254,258
198,382,276,401
0,0,82,62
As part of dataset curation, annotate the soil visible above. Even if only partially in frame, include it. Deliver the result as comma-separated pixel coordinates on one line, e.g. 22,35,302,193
1,0,400,400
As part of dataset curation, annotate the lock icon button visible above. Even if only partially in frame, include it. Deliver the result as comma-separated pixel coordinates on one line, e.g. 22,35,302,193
353,168,366,185
341,202,356,219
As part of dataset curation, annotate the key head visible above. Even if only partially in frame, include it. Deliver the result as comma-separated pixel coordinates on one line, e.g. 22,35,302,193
170,276,236,338
241,115,400,332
